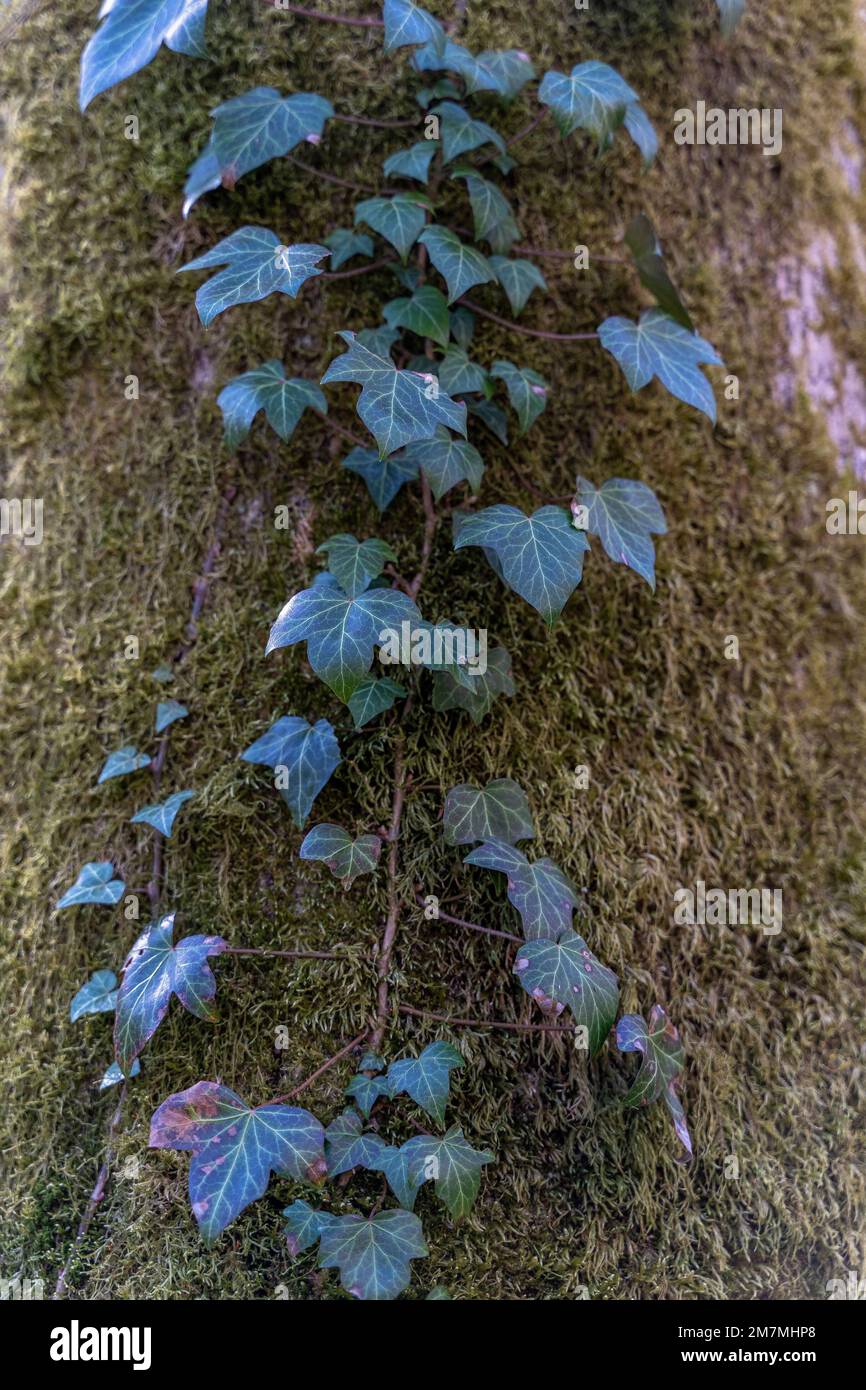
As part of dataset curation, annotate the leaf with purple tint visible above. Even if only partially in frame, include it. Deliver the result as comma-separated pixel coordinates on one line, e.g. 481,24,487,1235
283,1199,338,1255
616,1004,692,1160
318,1209,427,1300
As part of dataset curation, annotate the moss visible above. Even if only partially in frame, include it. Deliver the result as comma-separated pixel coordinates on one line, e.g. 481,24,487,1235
1,0,865,1299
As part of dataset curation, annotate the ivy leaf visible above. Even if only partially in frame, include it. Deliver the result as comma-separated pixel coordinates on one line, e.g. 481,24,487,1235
182,143,221,218
356,323,400,358
319,1209,427,1301
401,1127,493,1218
386,1040,463,1125
429,101,506,163
437,348,488,396
150,1082,326,1242
402,426,484,501
344,1072,395,1119
455,172,520,253
453,504,589,624
716,0,745,38
97,745,151,784
217,363,326,450
151,663,174,683
374,1143,426,1209
324,227,374,271
418,225,494,304
178,228,329,328
57,861,125,910
443,777,534,846
70,970,118,1021
354,194,430,263
240,715,341,829
598,308,723,422
99,1058,141,1090
299,823,382,887
573,476,667,589
465,840,580,941
539,61,656,163
155,700,189,734
209,88,333,186
359,1051,386,1072
431,644,515,723
625,213,692,330
383,141,438,184
623,103,658,168
79,0,208,111
324,1108,390,1176
130,789,195,837
341,445,420,510
514,931,620,1053
468,49,535,99
616,1005,692,1159
114,912,228,1072
384,284,451,348
417,79,462,108
489,255,548,317
316,533,398,598
467,397,508,444
321,332,466,457
266,571,424,703
449,305,475,349
382,0,446,56
283,1200,338,1256
347,675,407,728
491,360,549,433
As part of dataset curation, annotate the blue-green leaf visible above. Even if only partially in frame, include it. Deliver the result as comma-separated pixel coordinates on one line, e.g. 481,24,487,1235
597,308,723,422
130,789,195,837
383,0,446,56
465,840,580,941
319,1209,427,1301
164,0,207,57
400,1127,493,1218
429,101,505,163
70,970,118,1021
79,0,207,111
384,285,450,348
354,194,430,263
321,332,466,457
114,912,227,1071
716,0,745,38
488,255,547,317
617,1005,692,1159
210,88,333,185
514,931,619,1053
431,644,514,722
283,1200,338,1256
266,571,424,703
418,225,494,304
151,663,174,683
624,213,693,331
97,745,151,784
341,445,420,510
150,1082,326,1242
573,476,667,589
324,227,375,271
437,348,488,396
324,1107,389,1176
374,1143,426,1209
57,861,125,910
179,228,329,328
217,363,326,450
491,360,549,433
539,61,655,161
240,715,341,829
99,1058,141,1090
623,102,658,168
385,1040,463,1125
402,426,483,501
449,305,475,349
443,777,534,846
466,397,508,444
383,141,438,184
155,700,189,734
454,172,520,253
453,504,589,624
182,143,221,218
415,40,534,99
300,823,382,886
316,533,397,598
347,675,407,727
344,1071,394,1119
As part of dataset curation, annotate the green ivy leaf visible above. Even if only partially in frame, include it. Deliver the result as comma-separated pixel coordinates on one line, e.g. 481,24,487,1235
115,912,228,1071
443,777,534,846
155,700,189,734
467,397,508,444
70,970,118,1021
491,360,549,433
383,0,446,56
299,823,382,887
80,0,209,111
374,1143,426,1209
386,1040,463,1125
465,840,580,941
383,141,438,184
417,79,462,108
130,789,195,837
356,323,400,358
204,88,334,190
401,1127,493,1218
316,533,398,598
454,172,520,253
179,228,329,327
402,426,484,500
318,1209,428,1301
347,675,407,728
539,61,656,163
488,255,548,316
716,0,745,38
324,1107,390,1176
617,1005,692,1159
354,193,430,263
341,445,420,510
99,1058,141,1090
597,308,723,422
217,362,326,450
573,475,667,589
240,715,341,829
624,213,693,331
321,332,466,457
323,227,374,270
283,1200,338,1256
57,861,125,910
266,571,424,703
514,931,619,1053
97,745,151,784
414,41,534,99
344,1072,395,1119
449,305,475,349
384,284,451,347
429,101,505,163
453,504,589,624
623,103,658,168
431,644,515,722
418,225,495,303
437,348,488,396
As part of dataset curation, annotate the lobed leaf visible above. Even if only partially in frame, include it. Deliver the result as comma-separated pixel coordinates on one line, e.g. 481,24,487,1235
347,675,407,727
431,644,515,722
324,227,374,271
217,363,326,450
384,284,451,348
465,840,580,941
454,172,520,253
385,1040,463,1126
57,861,125,910
354,193,430,263
316,533,397,599
97,745,151,783
617,1004,692,1159
70,970,118,1021
437,348,488,396
382,0,446,56
400,1127,493,1218
572,475,667,589
318,1209,427,1301
443,777,534,846
99,1058,141,1090
341,445,420,510
491,359,549,433
240,715,341,829
178,227,329,327
154,699,189,733
383,141,438,184
488,255,548,317
130,789,195,837
324,1107,390,1176
453,504,589,624
402,426,484,501
79,0,208,111
429,101,506,163
597,308,723,422
299,823,382,887
514,931,620,1053
539,61,656,164
283,1200,338,1256
418,225,495,304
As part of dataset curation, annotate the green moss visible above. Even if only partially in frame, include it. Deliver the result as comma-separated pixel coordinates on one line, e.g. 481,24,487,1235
1,0,865,1300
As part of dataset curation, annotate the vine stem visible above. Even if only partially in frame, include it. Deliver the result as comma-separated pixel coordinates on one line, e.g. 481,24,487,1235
333,112,418,129
457,297,599,342
225,946,346,961
264,3,383,27
321,257,397,281
414,889,522,943
53,1082,128,1299
316,411,369,450
368,712,411,1053
266,1031,370,1106
398,1004,576,1034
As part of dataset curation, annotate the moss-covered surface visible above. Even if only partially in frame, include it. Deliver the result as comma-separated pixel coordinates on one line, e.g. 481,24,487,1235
1,0,865,1300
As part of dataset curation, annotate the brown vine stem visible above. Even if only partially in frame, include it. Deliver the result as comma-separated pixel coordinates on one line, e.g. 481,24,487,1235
457,297,600,342
286,153,389,197
333,112,418,130
320,256,397,281
414,889,522,943
264,3,383,27
368,703,412,1054
316,411,369,450
266,1031,370,1106
398,1004,575,1034
53,1081,128,1299
225,946,346,961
